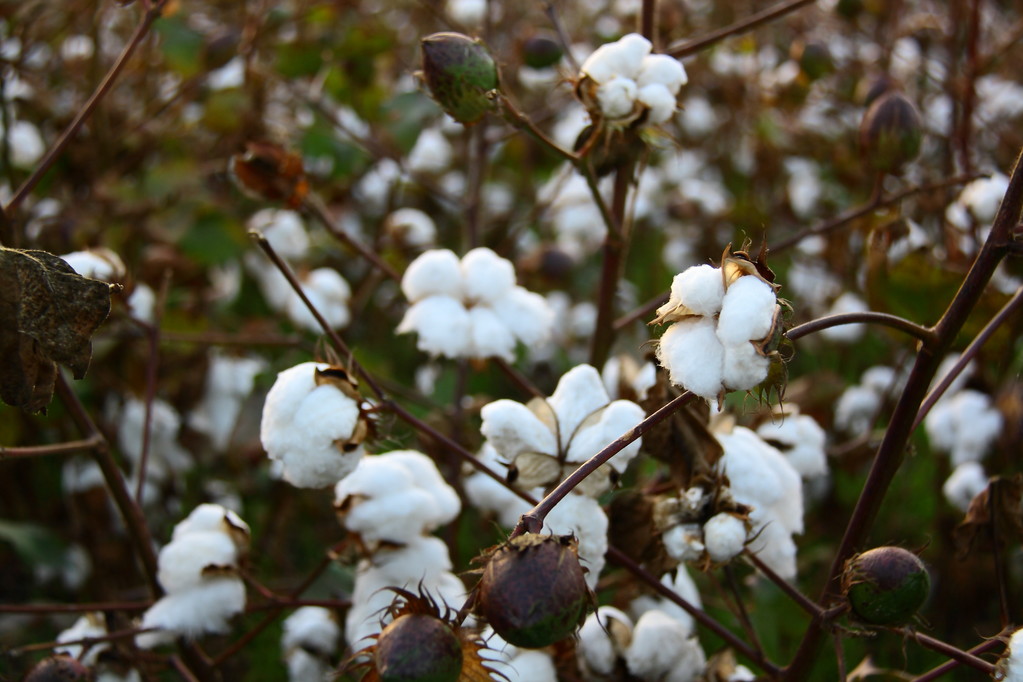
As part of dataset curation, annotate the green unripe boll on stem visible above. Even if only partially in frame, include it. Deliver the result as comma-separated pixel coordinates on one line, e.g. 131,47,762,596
842,546,930,625
420,32,499,125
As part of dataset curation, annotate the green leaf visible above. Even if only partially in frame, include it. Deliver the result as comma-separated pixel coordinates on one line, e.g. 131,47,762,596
0,519,66,567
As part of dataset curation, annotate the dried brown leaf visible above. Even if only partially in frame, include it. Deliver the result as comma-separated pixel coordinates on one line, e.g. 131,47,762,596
954,474,1023,558
0,247,112,413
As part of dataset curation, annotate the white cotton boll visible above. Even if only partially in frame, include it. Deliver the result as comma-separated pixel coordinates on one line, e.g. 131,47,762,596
756,412,828,479
820,292,869,342
481,399,559,460
496,648,559,682
548,365,613,450
172,503,249,542
657,317,725,400
397,295,472,358
137,576,246,648
60,247,126,282
464,445,536,527
565,399,646,472
577,606,633,676
662,523,705,562
461,247,516,304
401,249,463,301
717,276,777,345
625,610,705,682
672,264,725,316
157,531,239,593
190,352,265,451
490,287,555,346
926,390,1002,466
285,649,330,682
247,209,309,261
1001,627,1023,682
721,341,770,392
747,519,798,580
286,268,351,333
943,461,987,512
383,451,461,522
96,670,142,682
596,76,638,119
56,613,107,665
447,0,487,25
9,120,44,167
126,283,155,323
355,158,403,212
385,207,437,249
117,397,192,476
703,512,747,563
542,494,608,590
282,606,340,657
834,384,881,435
260,362,363,488
637,83,677,124
637,54,687,93
406,127,453,174
467,305,516,360
959,172,1009,224
207,56,245,89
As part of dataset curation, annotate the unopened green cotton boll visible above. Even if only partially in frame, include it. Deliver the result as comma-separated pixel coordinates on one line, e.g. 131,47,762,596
421,32,499,125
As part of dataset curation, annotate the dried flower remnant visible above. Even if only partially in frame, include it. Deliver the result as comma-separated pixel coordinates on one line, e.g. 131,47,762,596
230,141,309,208
260,363,371,488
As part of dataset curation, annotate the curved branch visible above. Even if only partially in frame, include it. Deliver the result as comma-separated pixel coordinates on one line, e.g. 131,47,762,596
786,311,935,344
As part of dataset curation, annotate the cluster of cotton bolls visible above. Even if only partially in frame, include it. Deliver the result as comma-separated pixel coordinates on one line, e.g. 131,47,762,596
243,208,352,333
576,33,687,127
397,247,554,360
280,606,340,682
136,504,249,649
260,362,369,488
574,570,721,682
334,451,464,649
468,364,644,588
653,262,782,403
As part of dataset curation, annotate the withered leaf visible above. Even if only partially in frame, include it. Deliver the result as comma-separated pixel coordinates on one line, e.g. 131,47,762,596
0,247,113,413
953,474,1023,558
608,490,677,579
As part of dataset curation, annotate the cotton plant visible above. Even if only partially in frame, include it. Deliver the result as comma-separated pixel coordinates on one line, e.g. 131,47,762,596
281,607,340,682
479,364,646,496
260,362,371,488
397,247,554,361
652,252,784,404
383,207,437,250
334,450,461,553
576,33,687,128
136,504,249,648
189,351,266,451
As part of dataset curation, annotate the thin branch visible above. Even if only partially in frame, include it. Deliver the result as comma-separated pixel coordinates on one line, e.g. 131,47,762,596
542,1,581,73
0,600,149,614
5,0,169,215
911,636,1006,682
497,93,579,164
786,311,936,344
589,161,633,368
136,270,170,505
301,196,401,282
0,435,104,461
513,391,694,535
898,628,998,675
640,0,657,44
912,284,1023,431
744,550,824,618
666,0,816,59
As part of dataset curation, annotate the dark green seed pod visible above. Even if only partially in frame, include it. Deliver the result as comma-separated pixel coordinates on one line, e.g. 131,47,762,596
843,546,930,625
23,655,93,682
859,90,922,174
521,35,563,70
374,613,463,682
795,42,833,81
420,32,499,125
476,534,590,648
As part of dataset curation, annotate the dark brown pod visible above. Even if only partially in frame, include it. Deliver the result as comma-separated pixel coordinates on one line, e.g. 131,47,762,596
373,613,463,682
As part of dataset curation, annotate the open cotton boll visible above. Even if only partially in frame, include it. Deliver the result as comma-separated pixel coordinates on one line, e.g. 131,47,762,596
464,445,537,527
406,128,453,174
637,54,687,93
581,33,652,83
637,83,677,124
596,76,638,119
657,317,725,400
8,120,45,167
756,411,828,479
56,613,108,665
703,512,747,563
385,207,436,249
943,461,988,512
467,306,516,361
629,569,701,634
285,649,330,682
721,341,770,391
820,292,868,342
663,523,705,562
260,362,364,488
834,384,881,434
190,352,265,452
157,531,240,593
247,209,309,261
483,631,558,682
282,606,339,658
1000,627,1023,682
172,503,249,543
959,172,1009,224
118,397,192,477
670,264,725,317
625,610,706,682
60,247,126,282
542,493,608,589
461,247,516,304
382,451,461,521
716,276,778,346
137,576,246,648
397,295,472,358
285,268,351,333
401,249,463,301
577,606,633,677
490,287,555,345
480,400,559,461
548,364,615,450
565,399,646,470
925,389,1002,466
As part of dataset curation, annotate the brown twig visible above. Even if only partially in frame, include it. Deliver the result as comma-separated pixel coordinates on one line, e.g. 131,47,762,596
301,196,401,282
0,435,104,461
665,0,817,59
786,311,936,345
135,270,171,505
898,628,998,675
911,635,1006,681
